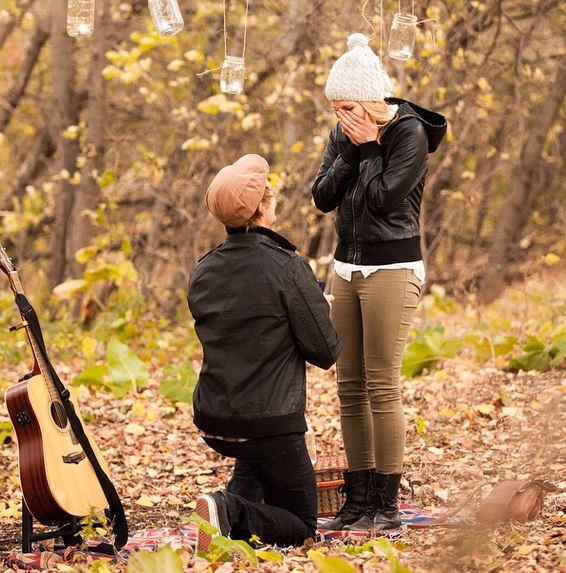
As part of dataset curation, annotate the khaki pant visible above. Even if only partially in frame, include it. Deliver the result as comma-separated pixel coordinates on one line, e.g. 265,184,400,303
330,269,422,474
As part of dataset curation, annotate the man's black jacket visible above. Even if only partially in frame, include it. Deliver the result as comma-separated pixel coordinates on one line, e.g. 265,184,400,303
188,226,341,439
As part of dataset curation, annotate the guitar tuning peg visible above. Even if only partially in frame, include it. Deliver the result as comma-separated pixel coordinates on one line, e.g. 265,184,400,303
10,321,28,332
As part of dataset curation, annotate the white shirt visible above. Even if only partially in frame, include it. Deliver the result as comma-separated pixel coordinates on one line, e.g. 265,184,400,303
333,259,425,283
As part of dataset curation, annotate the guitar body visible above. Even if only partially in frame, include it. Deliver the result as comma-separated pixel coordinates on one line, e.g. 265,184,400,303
5,374,110,525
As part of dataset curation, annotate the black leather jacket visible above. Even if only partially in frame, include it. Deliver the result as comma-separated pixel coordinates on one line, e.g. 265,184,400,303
187,226,341,439
311,98,447,265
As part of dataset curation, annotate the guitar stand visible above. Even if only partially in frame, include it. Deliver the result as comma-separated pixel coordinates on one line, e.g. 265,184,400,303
21,503,82,553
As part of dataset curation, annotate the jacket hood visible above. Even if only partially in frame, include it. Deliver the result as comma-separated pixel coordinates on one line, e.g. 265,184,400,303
386,97,447,153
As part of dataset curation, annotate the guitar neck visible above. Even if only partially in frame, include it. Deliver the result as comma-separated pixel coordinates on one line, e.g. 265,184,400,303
7,268,63,404
8,269,24,296
25,326,62,404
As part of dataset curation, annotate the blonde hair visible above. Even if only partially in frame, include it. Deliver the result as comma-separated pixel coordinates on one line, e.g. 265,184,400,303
360,101,396,143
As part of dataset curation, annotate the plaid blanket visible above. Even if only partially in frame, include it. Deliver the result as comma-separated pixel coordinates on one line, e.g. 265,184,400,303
0,503,446,570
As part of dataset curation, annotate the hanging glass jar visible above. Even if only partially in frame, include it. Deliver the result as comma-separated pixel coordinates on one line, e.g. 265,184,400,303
67,0,95,37
388,13,418,60
220,56,246,94
148,0,184,37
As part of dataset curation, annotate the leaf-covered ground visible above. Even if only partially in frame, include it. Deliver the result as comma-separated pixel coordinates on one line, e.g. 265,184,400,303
0,275,565,572
1,364,564,572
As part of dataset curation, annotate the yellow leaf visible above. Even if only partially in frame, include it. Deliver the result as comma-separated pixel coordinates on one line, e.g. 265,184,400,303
542,253,560,265
517,544,537,555
130,402,146,418
184,49,203,62
53,279,88,298
124,422,146,435
167,59,184,72
439,408,455,418
137,494,154,507
173,466,190,476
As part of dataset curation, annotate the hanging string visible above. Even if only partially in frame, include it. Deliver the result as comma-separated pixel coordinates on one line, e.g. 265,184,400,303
392,0,439,49
379,0,383,60
196,0,249,77
360,0,381,58
223,0,249,60
397,0,438,34
397,0,416,15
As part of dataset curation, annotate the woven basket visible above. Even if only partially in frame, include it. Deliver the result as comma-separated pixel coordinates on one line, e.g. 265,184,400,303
314,453,347,517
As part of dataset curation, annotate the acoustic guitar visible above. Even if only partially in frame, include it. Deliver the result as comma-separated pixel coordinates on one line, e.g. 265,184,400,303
0,244,110,525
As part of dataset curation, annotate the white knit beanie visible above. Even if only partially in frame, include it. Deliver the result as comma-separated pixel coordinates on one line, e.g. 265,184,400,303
325,33,395,102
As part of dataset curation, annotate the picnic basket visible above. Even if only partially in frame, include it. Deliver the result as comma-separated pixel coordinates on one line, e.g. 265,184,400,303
314,453,347,516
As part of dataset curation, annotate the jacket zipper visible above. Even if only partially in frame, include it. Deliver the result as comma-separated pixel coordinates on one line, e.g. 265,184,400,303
350,180,359,263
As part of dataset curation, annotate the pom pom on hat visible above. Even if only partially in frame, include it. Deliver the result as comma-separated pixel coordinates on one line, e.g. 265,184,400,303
205,154,269,227
325,33,395,102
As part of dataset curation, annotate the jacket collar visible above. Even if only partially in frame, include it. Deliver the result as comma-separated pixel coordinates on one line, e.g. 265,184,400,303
226,226,297,252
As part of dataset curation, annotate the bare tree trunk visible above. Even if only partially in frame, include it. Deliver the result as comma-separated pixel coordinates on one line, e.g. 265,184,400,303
8,127,56,205
0,10,52,208
67,0,108,279
469,117,509,259
48,0,80,286
478,56,566,304
0,27,48,134
0,0,36,49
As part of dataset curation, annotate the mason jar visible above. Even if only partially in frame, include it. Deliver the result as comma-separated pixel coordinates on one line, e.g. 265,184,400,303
149,0,184,37
388,13,418,60
67,0,95,37
220,56,246,94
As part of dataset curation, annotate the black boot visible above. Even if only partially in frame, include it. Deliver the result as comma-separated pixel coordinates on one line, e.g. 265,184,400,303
344,472,402,531
318,469,372,530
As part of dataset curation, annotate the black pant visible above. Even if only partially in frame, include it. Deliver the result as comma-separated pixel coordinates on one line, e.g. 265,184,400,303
204,432,317,546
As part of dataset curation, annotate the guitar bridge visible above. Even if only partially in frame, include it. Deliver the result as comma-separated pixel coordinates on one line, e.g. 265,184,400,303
62,451,86,464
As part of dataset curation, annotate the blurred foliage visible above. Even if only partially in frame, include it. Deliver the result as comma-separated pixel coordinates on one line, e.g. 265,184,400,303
0,0,564,312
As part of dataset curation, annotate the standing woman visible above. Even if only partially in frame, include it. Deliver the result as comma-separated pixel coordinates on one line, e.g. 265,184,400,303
312,33,446,532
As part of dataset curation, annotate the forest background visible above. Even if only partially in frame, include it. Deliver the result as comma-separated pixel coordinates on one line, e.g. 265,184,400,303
0,0,565,571
0,0,564,314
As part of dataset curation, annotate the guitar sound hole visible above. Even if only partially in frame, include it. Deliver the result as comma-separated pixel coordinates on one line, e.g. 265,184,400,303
51,401,68,429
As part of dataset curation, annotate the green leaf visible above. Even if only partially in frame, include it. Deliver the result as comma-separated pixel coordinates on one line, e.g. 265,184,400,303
465,332,518,362
504,333,566,372
210,536,258,564
74,364,130,397
402,325,456,377
189,511,218,536
127,544,184,573
73,364,108,388
256,549,283,562
343,539,411,572
106,337,149,393
160,362,197,403
549,333,566,368
308,549,358,573
0,421,13,444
